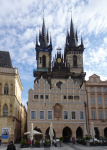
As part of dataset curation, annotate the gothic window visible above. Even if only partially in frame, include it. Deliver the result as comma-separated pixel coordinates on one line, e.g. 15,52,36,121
4,84,9,94
42,55,46,67
0,83,2,94
3,104,8,116
73,55,77,67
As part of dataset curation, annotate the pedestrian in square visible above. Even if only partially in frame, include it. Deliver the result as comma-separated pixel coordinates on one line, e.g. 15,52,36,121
10,141,16,150
7,142,12,150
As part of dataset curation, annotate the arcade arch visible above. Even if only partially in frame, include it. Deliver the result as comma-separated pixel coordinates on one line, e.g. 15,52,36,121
45,127,56,139
104,127,107,138
62,126,72,142
76,127,83,139
34,127,42,140
94,127,99,139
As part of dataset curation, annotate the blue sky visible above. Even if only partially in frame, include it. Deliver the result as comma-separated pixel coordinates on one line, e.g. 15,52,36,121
0,0,107,107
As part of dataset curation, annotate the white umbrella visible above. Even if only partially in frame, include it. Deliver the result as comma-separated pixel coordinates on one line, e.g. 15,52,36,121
30,123,34,141
24,130,42,135
91,122,95,138
49,122,54,146
84,124,88,136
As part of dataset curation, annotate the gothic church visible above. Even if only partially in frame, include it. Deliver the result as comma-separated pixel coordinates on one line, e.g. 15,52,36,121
27,14,87,140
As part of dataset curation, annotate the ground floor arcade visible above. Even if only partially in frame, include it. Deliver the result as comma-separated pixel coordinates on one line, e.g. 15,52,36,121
27,122,85,140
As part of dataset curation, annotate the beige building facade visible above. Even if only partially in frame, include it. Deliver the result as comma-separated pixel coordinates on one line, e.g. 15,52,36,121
27,76,87,140
85,74,107,139
0,51,26,143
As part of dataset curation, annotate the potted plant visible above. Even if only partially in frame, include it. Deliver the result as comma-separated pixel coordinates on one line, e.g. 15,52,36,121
35,141,40,147
44,140,51,147
25,141,28,147
20,140,25,148
59,137,64,147
28,140,32,147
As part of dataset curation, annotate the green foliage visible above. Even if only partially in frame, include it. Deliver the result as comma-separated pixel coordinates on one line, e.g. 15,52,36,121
59,137,64,142
85,136,90,140
25,141,28,145
35,141,40,145
20,140,25,145
45,140,51,145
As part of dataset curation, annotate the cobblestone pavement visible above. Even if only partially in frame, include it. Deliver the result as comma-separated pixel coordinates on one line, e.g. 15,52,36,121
0,143,107,150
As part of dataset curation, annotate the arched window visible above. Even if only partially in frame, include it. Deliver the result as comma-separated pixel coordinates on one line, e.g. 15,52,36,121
73,55,77,67
3,104,8,116
0,83,2,94
4,84,8,94
42,55,46,67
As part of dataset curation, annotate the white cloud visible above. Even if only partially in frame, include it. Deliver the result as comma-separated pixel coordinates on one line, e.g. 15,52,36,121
0,0,107,106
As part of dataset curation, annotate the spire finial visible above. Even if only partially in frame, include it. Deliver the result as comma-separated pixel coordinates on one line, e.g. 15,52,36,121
43,9,44,23
71,10,72,18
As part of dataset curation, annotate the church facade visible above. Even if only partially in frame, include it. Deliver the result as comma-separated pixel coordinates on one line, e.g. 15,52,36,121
27,14,87,140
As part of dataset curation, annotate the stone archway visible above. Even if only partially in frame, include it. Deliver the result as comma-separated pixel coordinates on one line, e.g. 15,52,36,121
94,127,99,139
45,127,56,139
62,126,72,142
34,127,42,140
76,127,83,139
104,127,107,138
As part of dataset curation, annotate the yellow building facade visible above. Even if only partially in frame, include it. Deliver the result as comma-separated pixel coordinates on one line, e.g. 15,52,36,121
0,51,26,143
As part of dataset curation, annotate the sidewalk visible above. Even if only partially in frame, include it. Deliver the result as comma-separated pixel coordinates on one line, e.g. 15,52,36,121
0,142,107,150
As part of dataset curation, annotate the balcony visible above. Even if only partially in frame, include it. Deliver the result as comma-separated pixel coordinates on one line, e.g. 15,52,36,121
33,68,48,72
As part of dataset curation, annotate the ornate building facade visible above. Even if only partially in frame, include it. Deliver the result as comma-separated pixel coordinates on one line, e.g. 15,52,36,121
0,51,26,143
27,15,87,140
85,74,107,139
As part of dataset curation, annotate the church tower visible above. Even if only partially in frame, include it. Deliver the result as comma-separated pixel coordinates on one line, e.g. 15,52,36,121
34,11,52,80
64,15,86,86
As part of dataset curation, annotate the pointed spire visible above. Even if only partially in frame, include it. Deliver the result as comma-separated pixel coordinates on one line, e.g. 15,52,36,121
81,33,84,49
50,32,52,46
76,27,78,42
69,11,77,47
39,26,41,42
36,34,38,46
47,28,49,43
39,10,48,47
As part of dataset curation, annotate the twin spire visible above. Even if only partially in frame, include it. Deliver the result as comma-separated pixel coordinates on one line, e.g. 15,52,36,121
36,11,52,48
36,11,84,49
65,15,84,48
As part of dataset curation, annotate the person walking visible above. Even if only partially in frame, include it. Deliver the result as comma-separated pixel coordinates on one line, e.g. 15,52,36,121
0,138,1,146
7,142,12,150
10,141,16,150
